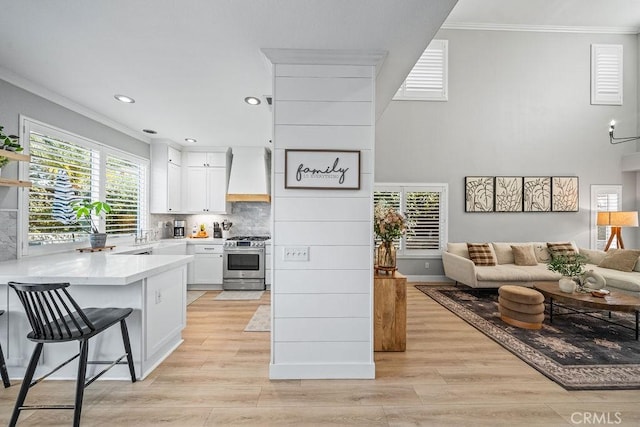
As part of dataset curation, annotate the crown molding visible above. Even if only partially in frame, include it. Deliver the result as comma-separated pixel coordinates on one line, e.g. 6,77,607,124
440,22,640,35
0,66,150,144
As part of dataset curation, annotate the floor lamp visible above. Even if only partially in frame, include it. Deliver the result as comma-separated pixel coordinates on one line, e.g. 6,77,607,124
597,211,639,251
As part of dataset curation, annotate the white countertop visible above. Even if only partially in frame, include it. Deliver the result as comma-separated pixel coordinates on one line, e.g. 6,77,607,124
0,251,194,286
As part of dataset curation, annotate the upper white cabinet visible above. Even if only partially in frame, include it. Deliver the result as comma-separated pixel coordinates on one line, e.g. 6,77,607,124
167,146,182,165
184,152,226,168
183,149,230,213
150,142,182,213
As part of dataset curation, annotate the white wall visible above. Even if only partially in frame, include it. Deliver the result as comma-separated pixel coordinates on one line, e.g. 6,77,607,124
0,78,149,211
269,60,377,379
376,29,639,276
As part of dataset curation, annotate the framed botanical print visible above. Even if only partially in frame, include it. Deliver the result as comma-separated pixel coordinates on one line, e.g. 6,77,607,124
523,177,551,212
552,177,579,212
495,176,523,212
465,176,494,212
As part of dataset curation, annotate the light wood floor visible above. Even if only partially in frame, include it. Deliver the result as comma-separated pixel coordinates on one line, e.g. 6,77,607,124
2,284,639,426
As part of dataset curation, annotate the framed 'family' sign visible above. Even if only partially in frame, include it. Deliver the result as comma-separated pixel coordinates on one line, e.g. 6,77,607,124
285,149,360,190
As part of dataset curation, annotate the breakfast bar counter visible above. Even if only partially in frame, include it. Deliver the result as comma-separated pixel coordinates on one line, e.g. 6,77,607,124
0,251,194,381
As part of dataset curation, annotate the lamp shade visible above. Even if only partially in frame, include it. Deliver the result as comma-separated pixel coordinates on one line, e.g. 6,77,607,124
597,211,639,227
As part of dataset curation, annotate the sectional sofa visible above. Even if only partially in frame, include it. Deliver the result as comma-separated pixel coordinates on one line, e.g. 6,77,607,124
442,242,640,296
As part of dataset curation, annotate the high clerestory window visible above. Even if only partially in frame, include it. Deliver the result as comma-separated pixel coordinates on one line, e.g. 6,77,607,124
21,118,148,255
374,184,448,256
394,39,448,101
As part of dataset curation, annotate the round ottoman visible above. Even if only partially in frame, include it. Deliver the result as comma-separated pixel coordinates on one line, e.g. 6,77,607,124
498,285,545,330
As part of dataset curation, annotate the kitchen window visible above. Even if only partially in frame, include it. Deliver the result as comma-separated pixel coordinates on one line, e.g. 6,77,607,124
21,118,148,255
374,183,448,257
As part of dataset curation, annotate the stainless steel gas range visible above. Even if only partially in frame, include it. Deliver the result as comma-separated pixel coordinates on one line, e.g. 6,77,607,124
222,236,269,290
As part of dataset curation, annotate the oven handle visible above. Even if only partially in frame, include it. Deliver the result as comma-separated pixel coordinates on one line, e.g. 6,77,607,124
224,248,265,253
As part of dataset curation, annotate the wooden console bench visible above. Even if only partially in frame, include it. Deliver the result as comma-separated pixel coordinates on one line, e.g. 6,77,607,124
373,271,407,351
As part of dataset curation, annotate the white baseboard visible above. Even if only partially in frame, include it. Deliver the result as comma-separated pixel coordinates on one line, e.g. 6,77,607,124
269,362,375,379
405,275,452,282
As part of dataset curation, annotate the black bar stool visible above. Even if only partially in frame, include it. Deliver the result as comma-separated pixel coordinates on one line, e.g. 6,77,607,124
8,282,137,427
0,309,10,388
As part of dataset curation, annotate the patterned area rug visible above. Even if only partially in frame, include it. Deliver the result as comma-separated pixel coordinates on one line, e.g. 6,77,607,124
214,291,264,300
416,285,640,390
244,305,270,332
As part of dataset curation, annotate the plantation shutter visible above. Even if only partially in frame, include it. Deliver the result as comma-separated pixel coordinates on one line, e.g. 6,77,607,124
395,39,448,101
28,131,99,243
374,189,402,247
595,190,621,250
106,153,147,235
405,190,441,251
591,44,623,105
374,184,448,255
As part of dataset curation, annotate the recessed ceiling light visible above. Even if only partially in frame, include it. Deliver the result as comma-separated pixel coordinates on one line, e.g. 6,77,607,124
244,96,261,105
114,94,135,103
142,129,157,134
185,138,197,143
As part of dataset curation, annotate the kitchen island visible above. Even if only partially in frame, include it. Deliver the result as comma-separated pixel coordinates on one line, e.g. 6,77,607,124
0,250,193,381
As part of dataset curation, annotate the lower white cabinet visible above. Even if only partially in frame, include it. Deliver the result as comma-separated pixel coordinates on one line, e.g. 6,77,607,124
187,244,224,286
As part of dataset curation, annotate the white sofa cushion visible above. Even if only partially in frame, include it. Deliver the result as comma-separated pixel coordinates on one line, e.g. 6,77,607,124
585,264,640,293
475,264,560,282
491,242,516,264
447,242,470,259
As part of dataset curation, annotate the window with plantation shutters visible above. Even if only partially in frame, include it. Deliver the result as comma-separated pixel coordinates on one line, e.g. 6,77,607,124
590,185,622,250
374,184,448,256
28,131,99,244
23,118,148,253
394,39,448,101
591,44,623,105
106,154,147,235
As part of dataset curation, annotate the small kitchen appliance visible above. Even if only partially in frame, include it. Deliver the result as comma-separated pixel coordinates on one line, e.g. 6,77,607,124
173,220,186,238
213,222,223,238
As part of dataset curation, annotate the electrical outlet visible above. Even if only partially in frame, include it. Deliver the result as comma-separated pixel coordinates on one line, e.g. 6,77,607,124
424,262,430,269
283,246,309,261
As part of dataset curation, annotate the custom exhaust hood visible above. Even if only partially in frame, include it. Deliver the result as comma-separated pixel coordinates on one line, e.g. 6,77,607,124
226,147,271,203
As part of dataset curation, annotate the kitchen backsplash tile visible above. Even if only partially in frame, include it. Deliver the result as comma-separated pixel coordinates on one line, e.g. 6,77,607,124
151,202,271,238
0,210,18,261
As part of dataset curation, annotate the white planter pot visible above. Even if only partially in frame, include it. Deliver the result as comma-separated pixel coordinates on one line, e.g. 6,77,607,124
558,277,576,293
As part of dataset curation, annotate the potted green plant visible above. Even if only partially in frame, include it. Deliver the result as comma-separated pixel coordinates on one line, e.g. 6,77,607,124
547,253,588,293
0,125,22,174
72,200,112,248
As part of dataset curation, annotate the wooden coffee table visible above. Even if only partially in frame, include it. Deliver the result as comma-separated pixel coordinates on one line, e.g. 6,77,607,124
533,282,640,340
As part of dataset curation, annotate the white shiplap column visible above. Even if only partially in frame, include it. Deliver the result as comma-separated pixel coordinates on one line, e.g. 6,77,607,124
263,50,385,379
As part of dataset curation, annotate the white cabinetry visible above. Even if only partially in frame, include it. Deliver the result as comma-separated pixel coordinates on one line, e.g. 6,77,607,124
150,143,182,213
187,244,224,289
183,150,229,213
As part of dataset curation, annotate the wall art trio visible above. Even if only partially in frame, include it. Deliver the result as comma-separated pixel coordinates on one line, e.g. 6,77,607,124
465,176,579,213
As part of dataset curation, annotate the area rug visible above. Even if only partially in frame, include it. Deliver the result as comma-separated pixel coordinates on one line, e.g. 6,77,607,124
187,290,206,306
244,305,271,332
416,285,640,390
214,290,264,300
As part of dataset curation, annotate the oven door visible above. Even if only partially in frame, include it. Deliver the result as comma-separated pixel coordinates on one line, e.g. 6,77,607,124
223,248,265,280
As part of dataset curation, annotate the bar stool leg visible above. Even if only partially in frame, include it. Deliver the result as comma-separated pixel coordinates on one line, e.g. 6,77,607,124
120,319,137,382
73,340,89,427
9,343,43,427
0,341,10,388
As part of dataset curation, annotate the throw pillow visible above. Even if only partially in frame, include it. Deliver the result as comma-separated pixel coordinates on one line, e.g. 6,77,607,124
491,242,515,264
578,248,607,265
547,242,577,258
598,249,640,272
467,243,497,266
511,245,538,266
